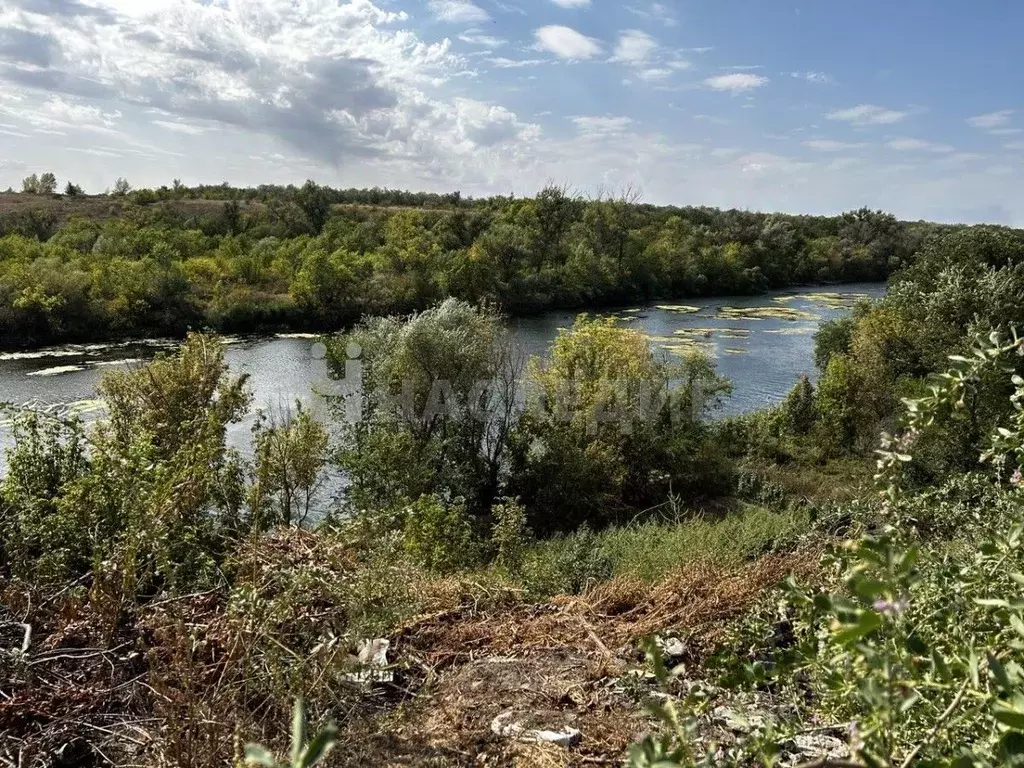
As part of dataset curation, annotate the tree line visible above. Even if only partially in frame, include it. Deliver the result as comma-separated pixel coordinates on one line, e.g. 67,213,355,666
0,178,951,349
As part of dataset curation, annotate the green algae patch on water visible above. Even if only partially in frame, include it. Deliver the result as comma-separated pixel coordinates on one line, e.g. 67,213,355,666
655,304,701,314
717,306,817,321
773,291,871,309
662,342,715,357
763,327,814,335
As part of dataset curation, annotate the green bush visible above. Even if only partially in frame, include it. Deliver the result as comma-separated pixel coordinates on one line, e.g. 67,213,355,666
491,497,532,576
631,330,1024,767
401,495,481,574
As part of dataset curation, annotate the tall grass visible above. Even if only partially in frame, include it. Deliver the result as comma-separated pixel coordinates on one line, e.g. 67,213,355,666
524,504,811,587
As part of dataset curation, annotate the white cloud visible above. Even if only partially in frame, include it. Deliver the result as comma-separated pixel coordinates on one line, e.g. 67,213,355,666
2,0,1022,226
458,30,505,47
612,30,657,65
153,120,205,135
704,73,769,92
804,139,866,152
637,68,671,82
488,57,545,68
734,152,808,174
572,115,633,137
886,138,954,153
826,104,908,125
940,152,984,164
824,157,864,172
550,0,591,7
791,71,834,84
0,0,553,187
429,0,489,23
666,59,691,71
988,128,1023,136
534,25,601,60
967,110,1013,130
626,3,678,27
1005,141,1024,151
694,114,731,125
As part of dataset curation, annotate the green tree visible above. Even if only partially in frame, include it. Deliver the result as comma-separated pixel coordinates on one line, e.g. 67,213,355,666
297,180,332,235
815,353,871,455
510,316,731,532
38,172,57,194
329,299,520,515
249,402,329,528
813,316,854,370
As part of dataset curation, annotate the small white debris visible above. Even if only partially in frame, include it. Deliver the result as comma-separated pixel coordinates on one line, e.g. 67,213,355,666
343,638,394,685
490,710,581,748
525,728,582,747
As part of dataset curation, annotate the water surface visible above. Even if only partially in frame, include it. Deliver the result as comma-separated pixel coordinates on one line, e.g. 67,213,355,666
0,283,885,462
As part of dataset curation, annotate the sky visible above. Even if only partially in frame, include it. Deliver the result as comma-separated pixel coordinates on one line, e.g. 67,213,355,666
0,0,1022,224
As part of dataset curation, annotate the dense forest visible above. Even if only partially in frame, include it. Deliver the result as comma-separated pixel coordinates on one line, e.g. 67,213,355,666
0,178,942,349
5,179,1024,765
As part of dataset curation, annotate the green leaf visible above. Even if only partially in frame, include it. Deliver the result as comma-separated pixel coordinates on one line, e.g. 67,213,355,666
298,724,339,768
853,578,887,600
931,648,950,681
991,653,1013,691
243,745,280,768
833,611,882,645
998,730,1024,758
994,701,1024,731
976,598,1011,608
904,632,928,656
291,699,307,767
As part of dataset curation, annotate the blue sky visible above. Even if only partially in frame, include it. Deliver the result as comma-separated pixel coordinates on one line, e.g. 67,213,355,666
0,0,1021,223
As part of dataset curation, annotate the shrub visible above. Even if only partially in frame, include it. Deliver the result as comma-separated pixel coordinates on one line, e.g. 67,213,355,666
491,497,532,576
401,495,481,574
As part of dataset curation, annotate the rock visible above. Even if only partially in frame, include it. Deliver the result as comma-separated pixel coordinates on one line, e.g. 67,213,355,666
792,733,847,760
656,636,687,661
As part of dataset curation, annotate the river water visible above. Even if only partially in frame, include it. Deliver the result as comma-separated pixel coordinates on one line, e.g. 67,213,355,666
0,283,885,464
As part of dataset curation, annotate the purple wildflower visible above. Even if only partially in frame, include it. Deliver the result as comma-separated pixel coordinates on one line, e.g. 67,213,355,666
873,597,909,616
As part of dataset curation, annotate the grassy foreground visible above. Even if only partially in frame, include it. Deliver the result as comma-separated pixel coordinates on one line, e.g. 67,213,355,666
0,505,823,766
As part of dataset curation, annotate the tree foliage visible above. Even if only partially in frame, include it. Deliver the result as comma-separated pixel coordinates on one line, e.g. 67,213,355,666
0,182,945,349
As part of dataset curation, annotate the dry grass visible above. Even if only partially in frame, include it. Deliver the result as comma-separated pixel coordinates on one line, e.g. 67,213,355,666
0,532,820,767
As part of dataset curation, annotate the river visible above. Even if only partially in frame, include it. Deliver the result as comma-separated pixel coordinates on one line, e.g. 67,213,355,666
0,283,885,464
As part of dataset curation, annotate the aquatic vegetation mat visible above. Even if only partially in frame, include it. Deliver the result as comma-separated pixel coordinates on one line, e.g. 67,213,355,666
773,291,871,309
655,304,701,314
763,327,814,335
716,306,818,321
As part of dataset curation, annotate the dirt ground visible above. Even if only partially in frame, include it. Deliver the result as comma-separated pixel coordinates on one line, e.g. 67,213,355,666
331,552,817,767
